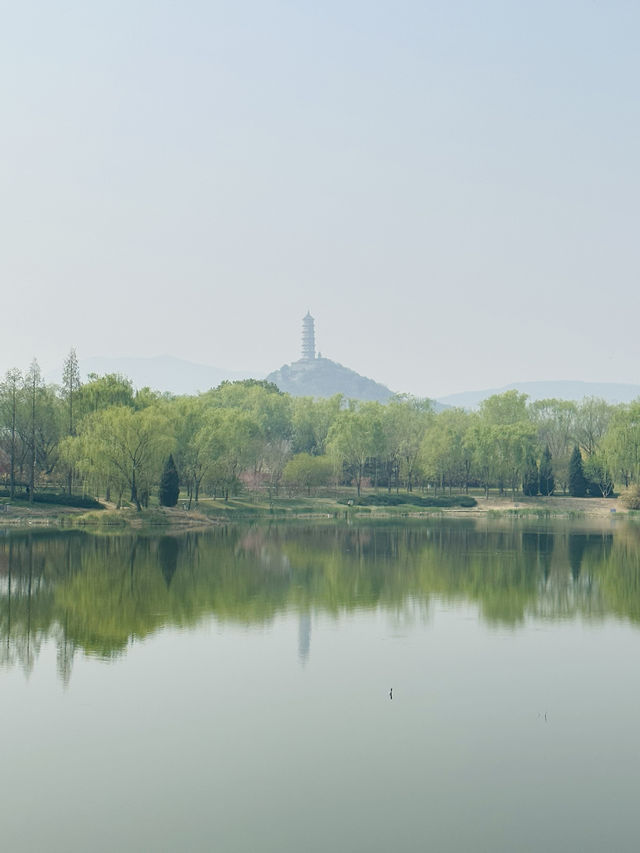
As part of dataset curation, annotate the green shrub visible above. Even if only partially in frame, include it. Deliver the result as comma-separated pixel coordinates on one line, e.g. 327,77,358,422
620,486,640,510
0,490,103,509
338,493,477,509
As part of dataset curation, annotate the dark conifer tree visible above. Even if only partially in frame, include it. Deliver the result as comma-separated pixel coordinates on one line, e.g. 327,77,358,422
158,536,179,586
522,452,539,496
539,445,555,496
159,454,180,507
568,445,587,497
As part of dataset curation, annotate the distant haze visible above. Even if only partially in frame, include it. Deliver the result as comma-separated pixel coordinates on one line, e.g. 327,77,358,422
47,355,260,395
2,2,640,397
46,354,640,410
439,381,640,409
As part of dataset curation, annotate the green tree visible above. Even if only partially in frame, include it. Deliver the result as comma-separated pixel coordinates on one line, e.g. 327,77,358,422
0,368,22,497
76,373,135,416
530,399,576,493
66,406,173,510
205,379,293,493
603,402,640,488
159,454,180,506
169,397,211,507
584,452,614,498
62,348,81,494
422,408,474,494
326,405,382,496
24,360,43,501
575,397,612,457
215,378,282,396
480,390,529,426
568,445,587,497
468,420,497,499
385,396,433,491
199,409,261,500
539,445,555,496
522,451,539,496
283,453,333,495
291,395,342,456
134,387,169,410
499,422,538,497
476,392,534,496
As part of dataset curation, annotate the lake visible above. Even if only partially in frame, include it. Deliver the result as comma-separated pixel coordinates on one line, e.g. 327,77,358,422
1,518,640,852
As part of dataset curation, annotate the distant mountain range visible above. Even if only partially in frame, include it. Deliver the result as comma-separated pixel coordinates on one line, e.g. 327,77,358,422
437,380,640,409
46,356,640,409
48,355,260,395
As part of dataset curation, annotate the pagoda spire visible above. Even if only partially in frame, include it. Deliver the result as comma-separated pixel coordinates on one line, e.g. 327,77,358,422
301,312,316,360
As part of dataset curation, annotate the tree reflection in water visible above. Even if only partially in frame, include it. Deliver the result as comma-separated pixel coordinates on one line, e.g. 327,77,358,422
0,519,638,682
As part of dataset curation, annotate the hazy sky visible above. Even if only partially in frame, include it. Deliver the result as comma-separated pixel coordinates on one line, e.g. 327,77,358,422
2,1,639,397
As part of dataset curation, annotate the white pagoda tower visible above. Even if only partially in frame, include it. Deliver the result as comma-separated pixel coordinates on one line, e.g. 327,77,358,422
301,312,316,361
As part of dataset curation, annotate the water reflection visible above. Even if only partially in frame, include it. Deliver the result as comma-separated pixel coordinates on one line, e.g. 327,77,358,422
1,519,639,681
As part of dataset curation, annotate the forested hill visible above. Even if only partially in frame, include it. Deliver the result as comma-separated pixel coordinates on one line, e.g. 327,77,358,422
266,357,394,403
438,381,640,409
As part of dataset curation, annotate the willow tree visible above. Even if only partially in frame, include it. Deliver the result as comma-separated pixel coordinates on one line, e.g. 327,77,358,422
198,408,261,501
575,397,612,457
326,404,384,496
421,408,473,494
385,396,433,491
65,406,173,509
24,360,43,502
0,368,22,498
169,396,211,507
530,399,576,493
291,395,343,456
603,402,640,488
76,373,135,414
283,453,333,495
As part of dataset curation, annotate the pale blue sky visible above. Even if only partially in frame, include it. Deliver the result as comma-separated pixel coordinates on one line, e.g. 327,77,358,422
1,1,638,397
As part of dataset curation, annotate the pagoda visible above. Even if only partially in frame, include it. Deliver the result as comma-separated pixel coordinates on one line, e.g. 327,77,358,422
301,312,316,361
265,312,394,403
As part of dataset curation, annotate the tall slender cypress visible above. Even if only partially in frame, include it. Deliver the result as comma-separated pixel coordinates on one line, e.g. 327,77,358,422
62,348,81,495
159,455,180,507
522,452,539,496
539,445,555,496
568,445,587,497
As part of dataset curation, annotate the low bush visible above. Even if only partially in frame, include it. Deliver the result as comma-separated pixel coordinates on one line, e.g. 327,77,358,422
620,486,640,510
338,493,477,508
0,490,103,509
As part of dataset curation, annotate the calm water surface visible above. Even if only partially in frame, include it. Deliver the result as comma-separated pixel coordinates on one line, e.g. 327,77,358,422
1,518,640,852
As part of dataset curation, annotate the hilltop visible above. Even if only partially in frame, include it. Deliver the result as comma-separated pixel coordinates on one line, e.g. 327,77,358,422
266,356,394,402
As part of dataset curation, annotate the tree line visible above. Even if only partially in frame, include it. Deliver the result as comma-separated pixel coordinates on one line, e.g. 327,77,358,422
2,350,639,508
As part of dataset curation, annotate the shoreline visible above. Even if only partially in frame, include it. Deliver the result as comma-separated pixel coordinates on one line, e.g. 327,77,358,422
0,493,632,532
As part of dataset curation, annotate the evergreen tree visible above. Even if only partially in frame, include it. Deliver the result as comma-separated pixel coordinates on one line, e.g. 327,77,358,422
522,452,539,496
159,454,180,507
62,348,81,494
568,445,587,497
539,445,555,496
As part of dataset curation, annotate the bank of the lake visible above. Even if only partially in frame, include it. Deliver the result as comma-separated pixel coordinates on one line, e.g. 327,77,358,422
0,491,632,531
